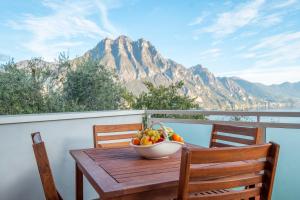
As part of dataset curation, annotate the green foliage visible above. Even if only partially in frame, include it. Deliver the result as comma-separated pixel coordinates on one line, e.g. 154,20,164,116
0,57,124,114
126,81,205,120
131,81,197,110
120,89,136,109
0,59,50,114
63,59,123,111
229,115,252,122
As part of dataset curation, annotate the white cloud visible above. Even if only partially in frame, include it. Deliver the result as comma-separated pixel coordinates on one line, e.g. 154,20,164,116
192,0,297,42
199,48,221,59
241,53,256,58
7,0,119,61
259,13,282,27
255,32,300,63
227,31,300,84
239,31,258,37
188,16,204,26
219,66,300,85
95,0,119,34
203,0,265,37
250,31,300,50
272,0,297,9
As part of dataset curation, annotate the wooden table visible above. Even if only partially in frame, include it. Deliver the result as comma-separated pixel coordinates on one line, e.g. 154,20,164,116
70,144,201,200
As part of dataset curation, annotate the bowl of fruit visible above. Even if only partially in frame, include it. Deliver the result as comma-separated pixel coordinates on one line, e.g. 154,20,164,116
130,123,184,159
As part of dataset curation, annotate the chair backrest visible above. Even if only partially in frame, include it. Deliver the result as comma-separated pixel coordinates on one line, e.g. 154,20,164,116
93,123,143,148
210,124,264,147
31,132,62,200
178,142,280,200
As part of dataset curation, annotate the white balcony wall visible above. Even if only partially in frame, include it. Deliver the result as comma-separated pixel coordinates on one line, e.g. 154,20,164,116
0,110,144,200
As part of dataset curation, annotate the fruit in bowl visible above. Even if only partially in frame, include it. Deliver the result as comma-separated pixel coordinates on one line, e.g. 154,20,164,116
165,127,184,143
131,127,184,146
130,124,184,159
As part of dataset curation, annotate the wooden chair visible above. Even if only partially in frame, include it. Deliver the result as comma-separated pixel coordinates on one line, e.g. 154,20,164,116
32,133,99,200
178,142,280,200
31,132,62,200
93,123,143,148
210,124,265,147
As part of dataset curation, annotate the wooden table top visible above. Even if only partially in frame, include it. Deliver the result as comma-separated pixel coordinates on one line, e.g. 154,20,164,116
70,144,201,199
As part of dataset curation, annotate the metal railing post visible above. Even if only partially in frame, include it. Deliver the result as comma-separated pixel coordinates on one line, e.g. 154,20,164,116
261,127,267,143
257,115,266,143
146,113,152,128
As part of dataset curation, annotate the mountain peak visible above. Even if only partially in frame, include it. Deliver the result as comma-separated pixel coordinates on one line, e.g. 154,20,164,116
82,35,169,81
189,64,217,85
190,64,209,74
137,37,149,43
190,64,203,69
116,35,132,42
101,37,113,43
100,36,152,47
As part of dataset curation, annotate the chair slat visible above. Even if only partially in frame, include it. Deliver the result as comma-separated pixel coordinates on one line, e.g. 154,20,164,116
210,142,234,148
191,144,270,164
188,174,263,192
212,124,258,137
212,134,254,145
94,123,142,133
188,187,261,200
190,161,266,179
96,133,136,141
97,141,130,148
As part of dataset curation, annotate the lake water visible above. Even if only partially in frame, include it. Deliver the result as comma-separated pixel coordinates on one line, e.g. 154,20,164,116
164,111,300,200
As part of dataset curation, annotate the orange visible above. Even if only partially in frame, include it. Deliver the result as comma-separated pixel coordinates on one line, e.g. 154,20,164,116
132,138,140,145
172,134,180,141
178,137,184,143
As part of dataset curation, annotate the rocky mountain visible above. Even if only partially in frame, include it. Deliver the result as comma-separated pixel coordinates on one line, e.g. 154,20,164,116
17,35,300,109
270,82,300,99
72,35,271,109
231,78,300,102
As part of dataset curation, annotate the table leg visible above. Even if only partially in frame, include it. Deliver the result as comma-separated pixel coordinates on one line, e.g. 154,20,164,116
76,163,83,200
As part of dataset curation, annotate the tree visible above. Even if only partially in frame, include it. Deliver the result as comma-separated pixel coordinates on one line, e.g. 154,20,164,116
131,81,198,110
0,59,49,114
63,59,123,111
126,81,205,121
0,57,126,114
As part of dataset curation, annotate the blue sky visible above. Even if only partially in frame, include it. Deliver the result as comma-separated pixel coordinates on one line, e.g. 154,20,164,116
1,0,300,85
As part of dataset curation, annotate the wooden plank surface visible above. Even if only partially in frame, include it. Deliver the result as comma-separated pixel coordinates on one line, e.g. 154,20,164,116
97,133,136,141
191,144,271,164
84,147,182,184
70,143,201,199
212,124,258,136
94,123,143,133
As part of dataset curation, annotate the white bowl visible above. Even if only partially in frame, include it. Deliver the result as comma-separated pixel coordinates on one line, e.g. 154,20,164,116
130,141,184,159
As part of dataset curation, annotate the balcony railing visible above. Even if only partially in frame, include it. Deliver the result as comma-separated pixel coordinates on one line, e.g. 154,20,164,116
146,110,300,129
0,110,145,200
147,110,300,200
0,110,299,200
